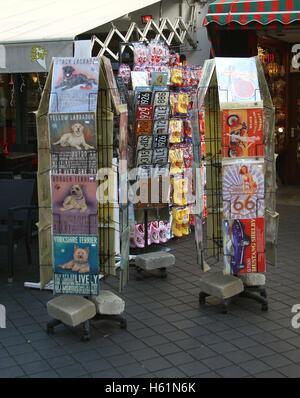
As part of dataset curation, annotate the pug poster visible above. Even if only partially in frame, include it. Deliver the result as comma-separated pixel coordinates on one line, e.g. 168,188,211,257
49,57,100,113
51,174,98,235
53,234,99,295
49,112,97,174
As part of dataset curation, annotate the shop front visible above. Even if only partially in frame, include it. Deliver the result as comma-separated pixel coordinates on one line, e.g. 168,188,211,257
204,0,300,185
0,0,206,175
0,42,73,173
0,0,210,289
0,0,166,173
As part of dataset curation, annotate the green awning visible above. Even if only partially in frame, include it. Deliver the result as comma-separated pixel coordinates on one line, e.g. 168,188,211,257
204,0,300,30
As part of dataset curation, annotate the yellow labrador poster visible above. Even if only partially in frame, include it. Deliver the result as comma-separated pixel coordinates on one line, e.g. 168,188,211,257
48,112,97,174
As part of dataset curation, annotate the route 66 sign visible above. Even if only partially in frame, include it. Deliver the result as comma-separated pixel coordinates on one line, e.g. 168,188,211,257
152,148,168,165
154,105,170,120
136,90,152,106
136,105,152,120
137,149,153,166
153,135,169,149
153,90,169,106
153,119,169,135
136,120,152,135
137,135,153,150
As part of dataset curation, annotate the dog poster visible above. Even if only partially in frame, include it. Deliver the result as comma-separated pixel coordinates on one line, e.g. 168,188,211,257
49,113,97,174
49,57,100,113
223,160,265,220
222,109,264,158
53,234,100,295
223,218,265,275
51,174,98,235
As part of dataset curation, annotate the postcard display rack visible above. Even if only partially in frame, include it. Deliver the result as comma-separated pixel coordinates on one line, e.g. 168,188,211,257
192,57,279,307
36,56,130,295
118,41,202,251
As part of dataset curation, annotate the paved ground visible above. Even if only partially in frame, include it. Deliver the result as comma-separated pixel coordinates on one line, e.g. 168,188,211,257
1,196,300,378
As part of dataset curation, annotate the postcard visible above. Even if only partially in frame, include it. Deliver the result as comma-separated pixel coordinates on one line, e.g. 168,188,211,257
131,71,149,90
151,71,169,87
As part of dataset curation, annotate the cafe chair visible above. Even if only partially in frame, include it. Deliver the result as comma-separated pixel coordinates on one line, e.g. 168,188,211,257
0,179,35,282
0,171,14,179
9,143,36,153
20,172,38,238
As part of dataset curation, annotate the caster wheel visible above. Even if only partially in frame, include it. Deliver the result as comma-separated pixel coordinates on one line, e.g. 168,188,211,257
81,334,91,342
120,319,127,330
262,303,268,312
136,273,142,281
46,326,54,335
221,306,228,315
199,292,206,305
160,269,167,279
221,299,229,314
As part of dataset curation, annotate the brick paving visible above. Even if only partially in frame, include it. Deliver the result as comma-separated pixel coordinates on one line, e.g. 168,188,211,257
0,201,300,378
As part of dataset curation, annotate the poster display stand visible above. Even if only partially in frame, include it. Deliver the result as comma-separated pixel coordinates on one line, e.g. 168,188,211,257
192,57,278,312
34,56,129,339
35,56,130,294
117,40,202,261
